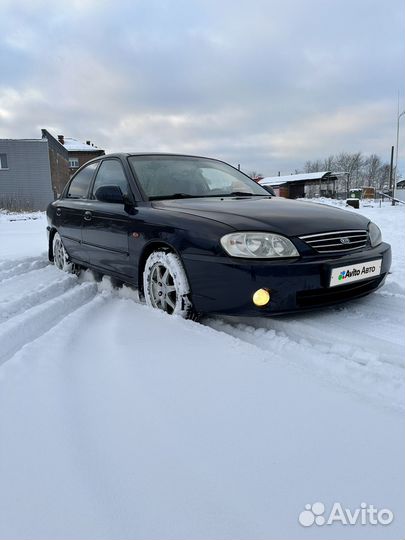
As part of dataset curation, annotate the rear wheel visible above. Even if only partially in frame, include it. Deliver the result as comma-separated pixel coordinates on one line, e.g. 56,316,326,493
143,250,195,319
52,232,75,273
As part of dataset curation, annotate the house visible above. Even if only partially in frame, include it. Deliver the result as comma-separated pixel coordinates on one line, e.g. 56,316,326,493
259,171,347,199
396,178,405,188
0,130,105,211
56,134,105,176
0,137,57,211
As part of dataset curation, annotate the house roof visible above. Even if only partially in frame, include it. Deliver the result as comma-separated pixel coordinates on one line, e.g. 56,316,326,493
0,138,47,143
259,171,333,186
63,137,102,152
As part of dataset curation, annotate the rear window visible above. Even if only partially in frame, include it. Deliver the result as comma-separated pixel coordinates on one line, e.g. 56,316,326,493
67,162,98,199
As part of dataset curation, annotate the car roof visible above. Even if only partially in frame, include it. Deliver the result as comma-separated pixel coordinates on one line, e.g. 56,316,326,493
98,152,223,161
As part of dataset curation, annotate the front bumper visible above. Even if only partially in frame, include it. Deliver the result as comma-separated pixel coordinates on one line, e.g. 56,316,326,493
182,242,392,316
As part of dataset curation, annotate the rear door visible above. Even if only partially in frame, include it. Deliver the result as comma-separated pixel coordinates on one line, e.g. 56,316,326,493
55,161,99,263
82,158,135,277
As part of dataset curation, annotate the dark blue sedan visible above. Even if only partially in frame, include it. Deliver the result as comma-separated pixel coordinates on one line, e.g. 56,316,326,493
47,153,391,318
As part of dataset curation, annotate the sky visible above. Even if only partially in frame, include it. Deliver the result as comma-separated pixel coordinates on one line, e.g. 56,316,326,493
0,0,403,176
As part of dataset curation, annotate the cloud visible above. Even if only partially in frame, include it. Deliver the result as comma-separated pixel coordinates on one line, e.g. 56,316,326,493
0,0,403,175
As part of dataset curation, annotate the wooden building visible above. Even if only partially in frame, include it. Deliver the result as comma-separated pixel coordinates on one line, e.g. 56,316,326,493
259,171,346,199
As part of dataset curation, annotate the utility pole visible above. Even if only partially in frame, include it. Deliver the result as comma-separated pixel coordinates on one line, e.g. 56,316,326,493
389,145,394,200
393,110,405,205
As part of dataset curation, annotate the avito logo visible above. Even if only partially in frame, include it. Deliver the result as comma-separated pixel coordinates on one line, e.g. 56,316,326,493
338,271,347,281
298,502,394,527
338,268,363,281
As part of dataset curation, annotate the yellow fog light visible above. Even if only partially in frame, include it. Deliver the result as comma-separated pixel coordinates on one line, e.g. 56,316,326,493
252,288,270,307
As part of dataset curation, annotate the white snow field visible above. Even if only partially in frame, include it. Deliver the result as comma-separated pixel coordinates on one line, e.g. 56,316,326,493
0,203,404,540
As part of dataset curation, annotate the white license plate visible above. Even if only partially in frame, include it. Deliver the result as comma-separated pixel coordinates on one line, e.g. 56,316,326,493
329,259,382,287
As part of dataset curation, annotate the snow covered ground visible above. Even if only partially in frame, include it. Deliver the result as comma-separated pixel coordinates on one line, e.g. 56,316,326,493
0,203,404,540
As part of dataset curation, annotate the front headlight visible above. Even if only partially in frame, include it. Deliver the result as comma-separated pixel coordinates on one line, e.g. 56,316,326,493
220,232,299,258
368,222,382,247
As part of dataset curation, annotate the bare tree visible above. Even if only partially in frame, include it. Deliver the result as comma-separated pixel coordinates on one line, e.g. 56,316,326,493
300,152,390,196
377,164,390,190
322,155,335,172
303,159,323,173
363,154,381,187
247,170,263,180
333,152,363,194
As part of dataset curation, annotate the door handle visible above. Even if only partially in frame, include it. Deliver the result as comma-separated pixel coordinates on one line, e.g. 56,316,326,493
56,208,62,216
84,211,92,221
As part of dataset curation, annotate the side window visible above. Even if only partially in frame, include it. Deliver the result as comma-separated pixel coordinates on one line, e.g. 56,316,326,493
67,162,98,199
91,160,130,200
0,153,8,169
69,157,79,168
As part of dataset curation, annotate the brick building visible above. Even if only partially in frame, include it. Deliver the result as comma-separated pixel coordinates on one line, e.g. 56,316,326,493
56,134,105,176
41,129,70,198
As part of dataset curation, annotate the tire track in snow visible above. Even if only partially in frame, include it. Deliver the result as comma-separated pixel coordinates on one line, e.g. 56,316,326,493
0,256,42,272
0,259,24,272
0,282,97,366
243,296,405,368
206,292,404,411
84,273,405,410
1,257,402,409
0,273,78,323
336,288,405,329
0,265,62,302
0,257,48,282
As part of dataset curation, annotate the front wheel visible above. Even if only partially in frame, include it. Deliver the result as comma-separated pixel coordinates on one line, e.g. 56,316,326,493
143,250,195,319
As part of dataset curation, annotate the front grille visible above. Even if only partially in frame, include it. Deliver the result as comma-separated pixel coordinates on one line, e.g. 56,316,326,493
299,230,368,253
296,275,385,308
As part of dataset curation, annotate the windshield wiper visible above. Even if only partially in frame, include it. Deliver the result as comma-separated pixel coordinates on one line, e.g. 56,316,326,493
149,191,270,201
218,192,269,197
149,193,201,201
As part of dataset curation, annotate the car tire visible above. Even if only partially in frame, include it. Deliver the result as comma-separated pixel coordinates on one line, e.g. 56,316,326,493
143,250,196,319
52,232,75,273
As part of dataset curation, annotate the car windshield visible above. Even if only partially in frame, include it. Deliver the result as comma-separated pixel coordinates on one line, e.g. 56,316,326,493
128,156,270,200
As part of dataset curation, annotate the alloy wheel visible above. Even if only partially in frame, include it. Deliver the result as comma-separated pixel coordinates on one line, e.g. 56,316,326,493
149,263,177,314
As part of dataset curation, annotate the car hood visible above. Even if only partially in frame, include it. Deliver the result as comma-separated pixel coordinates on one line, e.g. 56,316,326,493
153,197,370,236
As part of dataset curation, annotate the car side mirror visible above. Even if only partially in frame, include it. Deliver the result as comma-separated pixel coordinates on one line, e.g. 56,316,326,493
123,192,135,207
95,185,124,204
